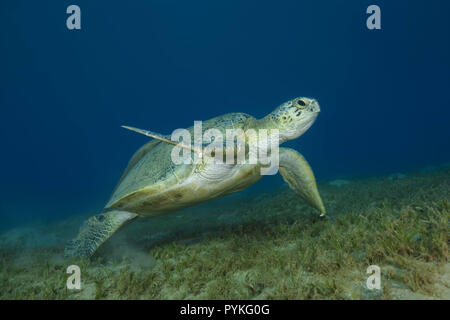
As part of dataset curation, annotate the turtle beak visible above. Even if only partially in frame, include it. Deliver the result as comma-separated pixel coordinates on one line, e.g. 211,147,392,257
308,99,320,113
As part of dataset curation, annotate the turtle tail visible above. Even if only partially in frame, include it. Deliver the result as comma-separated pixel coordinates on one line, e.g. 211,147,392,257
64,210,137,259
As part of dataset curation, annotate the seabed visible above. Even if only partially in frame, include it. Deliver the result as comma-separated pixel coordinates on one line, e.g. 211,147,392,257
0,167,448,300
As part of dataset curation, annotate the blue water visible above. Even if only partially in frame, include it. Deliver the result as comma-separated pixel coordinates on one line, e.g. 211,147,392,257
1,0,449,229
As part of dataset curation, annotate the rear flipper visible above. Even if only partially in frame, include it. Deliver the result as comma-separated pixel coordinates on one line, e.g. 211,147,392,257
65,210,138,258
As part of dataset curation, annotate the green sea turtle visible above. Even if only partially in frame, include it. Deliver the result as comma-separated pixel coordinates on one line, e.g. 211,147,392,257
65,97,326,258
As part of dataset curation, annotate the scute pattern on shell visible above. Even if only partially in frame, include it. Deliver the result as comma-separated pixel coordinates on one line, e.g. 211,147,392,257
106,112,254,209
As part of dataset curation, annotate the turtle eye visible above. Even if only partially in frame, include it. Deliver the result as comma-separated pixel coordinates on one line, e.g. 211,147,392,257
297,99,306,107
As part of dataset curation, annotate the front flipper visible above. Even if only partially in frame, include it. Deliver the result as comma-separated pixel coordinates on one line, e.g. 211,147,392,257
278,147,326,216
65,210,138,258
121,125,203,154
121,125,249,163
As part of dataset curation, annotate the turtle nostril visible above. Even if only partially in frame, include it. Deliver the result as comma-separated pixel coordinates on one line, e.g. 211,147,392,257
309,101,320,112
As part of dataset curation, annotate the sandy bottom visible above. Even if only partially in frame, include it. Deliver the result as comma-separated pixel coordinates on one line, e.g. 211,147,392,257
0,166,448,299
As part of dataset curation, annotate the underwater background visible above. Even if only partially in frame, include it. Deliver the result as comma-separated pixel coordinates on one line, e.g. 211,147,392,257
0,0,449,299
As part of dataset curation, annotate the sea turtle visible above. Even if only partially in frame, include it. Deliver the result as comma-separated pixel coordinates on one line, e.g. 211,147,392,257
65,97,326,258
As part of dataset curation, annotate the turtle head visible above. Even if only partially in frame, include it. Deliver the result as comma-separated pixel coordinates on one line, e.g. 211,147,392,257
266,97,320,142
